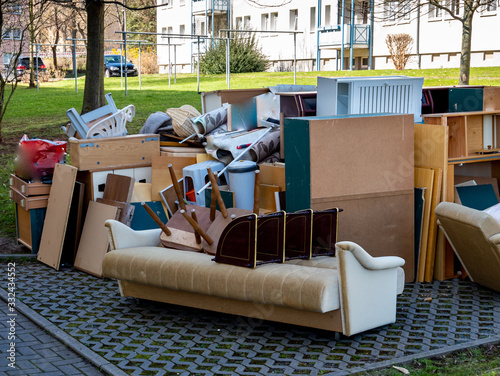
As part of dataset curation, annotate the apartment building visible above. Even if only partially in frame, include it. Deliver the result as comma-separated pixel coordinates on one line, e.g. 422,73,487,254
154,0,500,73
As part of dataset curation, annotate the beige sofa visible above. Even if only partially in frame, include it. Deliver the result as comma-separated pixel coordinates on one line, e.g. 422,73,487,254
102,220,406,336
435,202,500,293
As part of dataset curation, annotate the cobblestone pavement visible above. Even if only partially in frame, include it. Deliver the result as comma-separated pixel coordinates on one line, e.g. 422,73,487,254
1,261,500,376
0,299,105,376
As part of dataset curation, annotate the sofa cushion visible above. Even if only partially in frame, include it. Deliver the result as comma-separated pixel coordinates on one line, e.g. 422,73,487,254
102,247,341,313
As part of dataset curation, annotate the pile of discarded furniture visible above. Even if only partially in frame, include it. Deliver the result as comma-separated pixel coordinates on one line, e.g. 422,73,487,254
11,77,500,336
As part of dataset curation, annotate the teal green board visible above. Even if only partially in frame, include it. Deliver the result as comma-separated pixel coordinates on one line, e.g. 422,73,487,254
284,118,310,212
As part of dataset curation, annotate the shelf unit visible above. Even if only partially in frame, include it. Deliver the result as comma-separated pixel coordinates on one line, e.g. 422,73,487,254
416,110,500,280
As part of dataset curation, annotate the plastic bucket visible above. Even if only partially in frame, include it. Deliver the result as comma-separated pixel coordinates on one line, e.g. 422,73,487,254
227,160,258,210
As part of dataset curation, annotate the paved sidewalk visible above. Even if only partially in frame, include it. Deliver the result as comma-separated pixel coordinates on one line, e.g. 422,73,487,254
0,300,105,376
1,260,500,375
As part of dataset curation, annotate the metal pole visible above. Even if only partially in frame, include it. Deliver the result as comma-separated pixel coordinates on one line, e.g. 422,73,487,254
197,36,200,93
368,0,374,70
72,38,77,93
316,0,321,71
350,0,354,70
168,37,171,88
293,33,297,85
226,35,229,88
174,45,177,84
138,41,142,90
341,0,345,70
124,30,128,96
36,44,39,92
120,42,123,87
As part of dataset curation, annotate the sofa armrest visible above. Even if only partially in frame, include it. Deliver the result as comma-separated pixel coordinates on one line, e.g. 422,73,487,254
336,241,405,270
105,219,161,251
337,241,404,336
489,234,500,246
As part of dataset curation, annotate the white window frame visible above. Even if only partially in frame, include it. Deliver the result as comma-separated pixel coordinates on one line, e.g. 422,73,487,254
236,17,243,30
310,7,316,31
244,16,251,29
261,13,269,31
481,0,497,15
428,2,442,20
385,1,397,22
289,9,298,31
270,12,278,31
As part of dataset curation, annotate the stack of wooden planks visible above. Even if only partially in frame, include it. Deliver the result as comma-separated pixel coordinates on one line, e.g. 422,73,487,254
415,167,443,282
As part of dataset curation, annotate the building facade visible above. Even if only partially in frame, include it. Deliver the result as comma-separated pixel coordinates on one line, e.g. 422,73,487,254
157,0,500,73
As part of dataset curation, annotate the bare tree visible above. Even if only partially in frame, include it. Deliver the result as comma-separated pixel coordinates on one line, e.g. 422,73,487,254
377,0,497,85
0,0,29,141
386,33,413,70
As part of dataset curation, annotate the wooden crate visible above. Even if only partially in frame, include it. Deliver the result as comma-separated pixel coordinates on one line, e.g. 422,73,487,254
69,134,160,171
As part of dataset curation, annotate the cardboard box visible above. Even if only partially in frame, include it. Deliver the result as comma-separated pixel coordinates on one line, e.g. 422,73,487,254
69,134,160,171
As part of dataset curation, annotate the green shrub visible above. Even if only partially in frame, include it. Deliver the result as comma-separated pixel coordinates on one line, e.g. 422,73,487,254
200,32,268,74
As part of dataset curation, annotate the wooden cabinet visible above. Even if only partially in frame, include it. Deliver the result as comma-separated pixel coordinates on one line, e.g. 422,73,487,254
416,110,500,280
284,113,415,282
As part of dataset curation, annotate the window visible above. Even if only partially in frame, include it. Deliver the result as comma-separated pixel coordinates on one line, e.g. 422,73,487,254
271,12,278,30
2,28,21,40
431,54,440,62
483,1,497,12
236,17,243,29
167,26,173,34
402,2,410,20
385,1,397,21
161,27,167,35
179,0,185,5
161,0,169,5
310,7,316,31
289,9,298,30
201,21,206,34
325,5,331,26
484,52,494,60
7,4,22,14
244,16,251,29
429,3,442,19
450,0,460,15
261,13,269,31
362,1,370,24
179,25,185,34
3,53,12,66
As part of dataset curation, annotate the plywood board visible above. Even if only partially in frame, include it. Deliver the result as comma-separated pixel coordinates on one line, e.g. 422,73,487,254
424,168,443,282
131,182,152,202
37,164,78,270
103,174,135,203
61,181,85,265
312,191,415,282
196,154,217,163
414,167,434,282
447,116,467,158
483,86,500,111
74,201,119,277
466,115,484,155
258,162,286,190
152,155,196,202
308,114,414,199
259,184,280,211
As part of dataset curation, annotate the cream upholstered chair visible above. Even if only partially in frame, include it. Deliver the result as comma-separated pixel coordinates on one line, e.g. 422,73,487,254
435,202,500,293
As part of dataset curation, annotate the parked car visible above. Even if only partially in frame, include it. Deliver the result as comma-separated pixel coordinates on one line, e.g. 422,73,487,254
16,56,47,78
104,55,138,77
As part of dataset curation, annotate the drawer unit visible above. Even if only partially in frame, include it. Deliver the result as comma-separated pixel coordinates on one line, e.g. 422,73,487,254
9,174,51,196
15,204,47,253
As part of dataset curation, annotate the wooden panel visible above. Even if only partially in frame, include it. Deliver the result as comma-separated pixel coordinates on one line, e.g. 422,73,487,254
259,184,280,212
152,155,196,202
74,201,119,277
308,114,414,199
131,182,152,203
415,167,435,282
466,115,484,155
424,168,443,282
258,162,286,191
16,205,32,249
483,86,500,111
447,116,467,158
69,134,159,171
10,174,51,196
102,174,135,203
9,187,49,210
37,164,78,270
312,192,414,282
61,182,85,265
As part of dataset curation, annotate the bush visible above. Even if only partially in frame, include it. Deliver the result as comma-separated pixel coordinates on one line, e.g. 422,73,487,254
386,33,413,71
200,32,268,74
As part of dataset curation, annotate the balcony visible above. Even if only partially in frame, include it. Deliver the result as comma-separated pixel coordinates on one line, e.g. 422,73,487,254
319,24,369,49
192,0,228,15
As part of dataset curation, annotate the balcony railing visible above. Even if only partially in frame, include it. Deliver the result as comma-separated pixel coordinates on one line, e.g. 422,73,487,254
319,24,369,48
192,0,228,13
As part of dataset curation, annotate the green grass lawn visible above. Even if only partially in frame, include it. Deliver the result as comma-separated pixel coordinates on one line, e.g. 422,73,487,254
1,66,500,375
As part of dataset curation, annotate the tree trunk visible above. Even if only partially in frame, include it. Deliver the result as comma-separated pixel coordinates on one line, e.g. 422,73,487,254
82,0,105,114
459,8,473,85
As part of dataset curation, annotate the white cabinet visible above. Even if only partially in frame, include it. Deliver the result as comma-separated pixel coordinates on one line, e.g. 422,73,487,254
316,76,424,122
